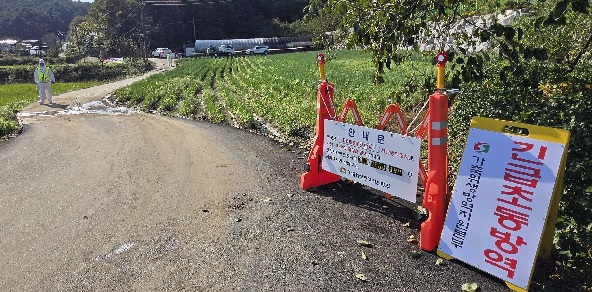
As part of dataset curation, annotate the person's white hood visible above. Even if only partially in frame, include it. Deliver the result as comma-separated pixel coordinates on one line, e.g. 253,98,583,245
39,59,46,68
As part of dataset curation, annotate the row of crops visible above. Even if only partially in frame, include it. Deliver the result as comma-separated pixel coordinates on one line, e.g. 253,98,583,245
113,51,435,141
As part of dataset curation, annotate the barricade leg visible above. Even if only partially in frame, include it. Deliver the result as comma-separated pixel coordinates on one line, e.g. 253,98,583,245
300,81,340,190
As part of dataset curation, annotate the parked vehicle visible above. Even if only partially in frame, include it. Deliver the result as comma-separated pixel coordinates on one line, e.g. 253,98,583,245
184,47,196,57
151,48,171,58
206,45,220,56
206,44,234,57
29,46,47,56
219,44,234,56
245,45,269,55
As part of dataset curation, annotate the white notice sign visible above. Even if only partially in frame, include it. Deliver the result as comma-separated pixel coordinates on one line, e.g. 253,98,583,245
438,127,565,289
322,119,421,202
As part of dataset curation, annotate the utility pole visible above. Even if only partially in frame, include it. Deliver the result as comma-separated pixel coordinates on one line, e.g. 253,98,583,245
141,1,147,65
193,18,196,40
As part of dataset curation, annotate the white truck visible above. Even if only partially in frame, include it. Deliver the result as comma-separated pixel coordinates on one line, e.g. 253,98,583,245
206,44,235,57
151,48,171,58
219,44,234,55
184,47,196,57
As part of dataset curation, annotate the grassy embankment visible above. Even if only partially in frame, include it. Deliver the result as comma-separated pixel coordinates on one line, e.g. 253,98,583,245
0,82,99,107
0,82,99,138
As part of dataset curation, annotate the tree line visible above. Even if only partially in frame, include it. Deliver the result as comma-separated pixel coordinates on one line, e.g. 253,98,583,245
0,0,90,40
0,0,311,58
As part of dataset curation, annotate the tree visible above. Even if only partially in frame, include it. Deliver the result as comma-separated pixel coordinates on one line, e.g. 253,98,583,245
519,0,592,77
311,0,591,86
42,32,60,58
84,0,143,58
70,0,310,57
309,0,464,84
0,0,90,40
66,15,87,59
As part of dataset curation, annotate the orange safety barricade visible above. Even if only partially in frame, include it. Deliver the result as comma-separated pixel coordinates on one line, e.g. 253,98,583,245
301,52,451,253
420,52,450,251
300,54,340,190
416,112,430,140
376,103,408,199
337,99,364,125
415,111,430,190
376,104,407,133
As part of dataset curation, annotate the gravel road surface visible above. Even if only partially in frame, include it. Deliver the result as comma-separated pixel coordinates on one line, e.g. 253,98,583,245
0,59,515,291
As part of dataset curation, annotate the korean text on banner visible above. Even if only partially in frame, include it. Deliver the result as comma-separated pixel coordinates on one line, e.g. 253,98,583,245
322,120,421,202
438,117,569,291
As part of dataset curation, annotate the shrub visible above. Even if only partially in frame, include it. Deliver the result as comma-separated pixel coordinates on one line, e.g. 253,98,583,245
0,101,26,139
0,57,151,84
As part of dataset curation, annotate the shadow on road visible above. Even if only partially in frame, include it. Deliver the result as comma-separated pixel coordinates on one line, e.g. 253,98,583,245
310,181,425,230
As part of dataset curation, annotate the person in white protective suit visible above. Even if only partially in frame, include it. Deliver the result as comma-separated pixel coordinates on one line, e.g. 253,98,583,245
34,59,56,105
167,51,173,67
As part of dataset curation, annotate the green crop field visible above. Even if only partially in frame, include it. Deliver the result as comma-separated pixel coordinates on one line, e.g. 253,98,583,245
114,50,436,140
0,81,99,138
0,82,99,107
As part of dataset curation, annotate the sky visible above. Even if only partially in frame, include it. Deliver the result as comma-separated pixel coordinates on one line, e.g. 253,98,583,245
78,0,94,2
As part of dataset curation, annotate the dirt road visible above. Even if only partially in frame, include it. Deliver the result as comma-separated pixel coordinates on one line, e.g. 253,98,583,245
1,59,257,290
0,59,512,291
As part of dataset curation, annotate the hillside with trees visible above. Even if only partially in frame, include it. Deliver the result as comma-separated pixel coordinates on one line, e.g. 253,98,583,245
64,0,310,59
0,0,90,40
1,0,310,58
